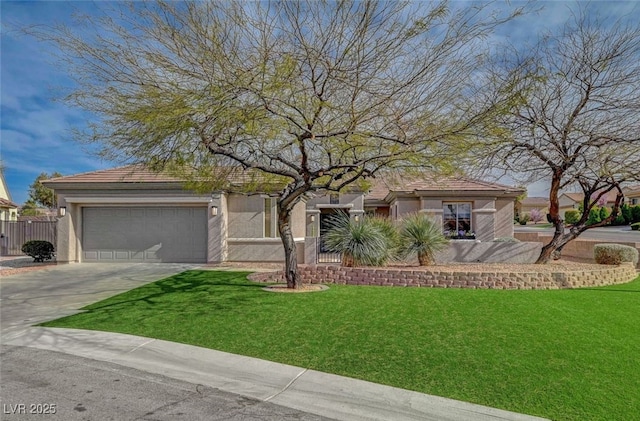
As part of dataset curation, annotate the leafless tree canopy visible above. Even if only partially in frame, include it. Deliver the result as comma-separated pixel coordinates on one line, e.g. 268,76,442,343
31,0,521,285
478,8,640,263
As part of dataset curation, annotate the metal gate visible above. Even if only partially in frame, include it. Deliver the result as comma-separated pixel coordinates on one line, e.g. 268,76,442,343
0,221,57,256
317,237,342,264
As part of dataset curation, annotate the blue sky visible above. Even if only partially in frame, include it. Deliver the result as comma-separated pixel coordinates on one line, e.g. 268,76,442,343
1,1,638,206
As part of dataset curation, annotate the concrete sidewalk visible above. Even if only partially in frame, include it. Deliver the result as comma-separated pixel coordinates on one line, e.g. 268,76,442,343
3,327,548,421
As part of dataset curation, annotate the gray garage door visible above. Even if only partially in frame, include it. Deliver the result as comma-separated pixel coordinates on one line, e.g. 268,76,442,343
82,207,207,263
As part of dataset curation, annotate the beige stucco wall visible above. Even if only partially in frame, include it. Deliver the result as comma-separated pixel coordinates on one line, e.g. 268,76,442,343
558,195,580,217
393,197,421,219
227,194,306,240
386,196,516,242
227,239,305,262
307,192,363,209
227,194,265,238
494,199,515,239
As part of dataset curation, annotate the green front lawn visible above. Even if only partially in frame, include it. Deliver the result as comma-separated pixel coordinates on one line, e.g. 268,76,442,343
42,270,640,420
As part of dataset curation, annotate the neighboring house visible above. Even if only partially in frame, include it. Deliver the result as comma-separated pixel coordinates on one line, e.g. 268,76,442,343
516,197,549,219
0,170,18,222
559,190,631,217
43,166,523,264
623,185,640,206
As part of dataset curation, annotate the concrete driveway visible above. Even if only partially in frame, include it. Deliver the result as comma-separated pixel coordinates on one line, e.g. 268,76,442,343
0,263,197,338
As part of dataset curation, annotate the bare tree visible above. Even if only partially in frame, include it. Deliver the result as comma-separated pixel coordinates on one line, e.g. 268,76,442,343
31,1,522,287
478,8,640,263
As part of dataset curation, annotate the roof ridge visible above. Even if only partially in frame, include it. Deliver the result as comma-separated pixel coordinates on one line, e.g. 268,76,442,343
47,164,140,182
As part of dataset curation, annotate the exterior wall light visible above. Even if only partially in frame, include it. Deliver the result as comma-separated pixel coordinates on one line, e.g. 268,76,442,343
310,215,315,222
59,206,66,217
211,206,218,216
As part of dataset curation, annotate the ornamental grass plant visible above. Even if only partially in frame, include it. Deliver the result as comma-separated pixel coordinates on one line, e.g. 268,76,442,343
397,213,449,265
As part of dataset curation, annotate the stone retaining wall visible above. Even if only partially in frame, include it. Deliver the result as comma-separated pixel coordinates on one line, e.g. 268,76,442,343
248,264,637,290
515,232,640,268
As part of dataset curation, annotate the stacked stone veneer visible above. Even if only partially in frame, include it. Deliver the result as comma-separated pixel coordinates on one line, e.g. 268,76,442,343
248,264,637,289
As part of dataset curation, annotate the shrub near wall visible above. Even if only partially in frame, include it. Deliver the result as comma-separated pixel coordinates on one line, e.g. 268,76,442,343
594,244,639,266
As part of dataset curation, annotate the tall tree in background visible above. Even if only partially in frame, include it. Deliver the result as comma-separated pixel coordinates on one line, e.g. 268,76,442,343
478,8,640,263
22,172,63,214
32,1,522,287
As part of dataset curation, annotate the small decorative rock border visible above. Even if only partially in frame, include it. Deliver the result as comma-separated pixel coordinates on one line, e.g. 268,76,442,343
248,263,638,290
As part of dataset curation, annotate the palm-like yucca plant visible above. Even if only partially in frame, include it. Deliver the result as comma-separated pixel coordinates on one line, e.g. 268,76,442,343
398,213,449,266
323,213,389,267
367,216,400,265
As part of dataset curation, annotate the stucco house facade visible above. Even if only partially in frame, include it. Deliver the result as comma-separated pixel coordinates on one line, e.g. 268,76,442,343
516,197,549,220
0,170,18,222
558,189,640,217
44,166,523,264
623,185,640,206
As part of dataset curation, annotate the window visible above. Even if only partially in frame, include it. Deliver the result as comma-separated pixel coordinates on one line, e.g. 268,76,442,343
264,198,277,237
443,203,474,239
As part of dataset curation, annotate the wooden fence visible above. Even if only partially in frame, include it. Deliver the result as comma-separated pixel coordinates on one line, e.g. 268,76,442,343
0,220,57,256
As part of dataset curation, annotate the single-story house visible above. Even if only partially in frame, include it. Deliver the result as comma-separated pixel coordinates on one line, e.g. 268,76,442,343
559,189,638,217
516,196,549,219
623,185,640,206
44,166,524,264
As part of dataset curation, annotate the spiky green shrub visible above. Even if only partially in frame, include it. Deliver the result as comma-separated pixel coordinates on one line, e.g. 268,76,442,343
599,206,610,222
367,216,400,265
397,213,449,266
518,213,530,225
631,222,640,231
594,244,638,266
323,213,389,267
564,210,581,225
21,240,54,262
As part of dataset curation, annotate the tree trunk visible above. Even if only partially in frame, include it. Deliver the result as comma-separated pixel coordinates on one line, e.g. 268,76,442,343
537,171,565,264
342,252,355,267
418,252,432,266
277,203,299,289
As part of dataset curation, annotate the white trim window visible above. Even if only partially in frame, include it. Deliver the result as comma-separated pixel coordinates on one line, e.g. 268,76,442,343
264,197,278,238
443,202,475,239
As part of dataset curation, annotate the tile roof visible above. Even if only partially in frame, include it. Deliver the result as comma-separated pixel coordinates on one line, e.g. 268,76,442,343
521,197,549,206
44,165,184,184
44,165,523,199
561,190,621,204
623,185,640,196
0,198,18,208
365,175,522,200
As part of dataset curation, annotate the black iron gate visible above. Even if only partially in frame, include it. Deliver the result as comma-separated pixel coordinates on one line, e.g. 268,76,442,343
0,220,57,256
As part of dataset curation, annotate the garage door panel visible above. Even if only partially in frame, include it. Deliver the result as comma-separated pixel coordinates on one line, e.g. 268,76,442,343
82,207,207,263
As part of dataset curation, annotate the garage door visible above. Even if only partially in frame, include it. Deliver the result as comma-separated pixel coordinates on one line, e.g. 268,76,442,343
82,207,207,263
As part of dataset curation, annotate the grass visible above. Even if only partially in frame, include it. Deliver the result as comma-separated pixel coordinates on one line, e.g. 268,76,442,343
41,270,640,420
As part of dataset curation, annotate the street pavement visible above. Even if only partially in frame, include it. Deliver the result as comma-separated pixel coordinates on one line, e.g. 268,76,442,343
0,263,549,421
1,345,331,421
